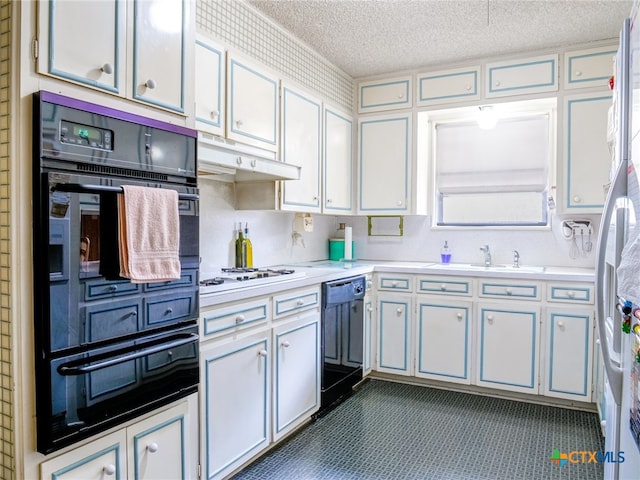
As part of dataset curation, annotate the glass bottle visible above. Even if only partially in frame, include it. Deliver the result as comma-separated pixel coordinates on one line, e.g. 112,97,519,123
244,223,253,268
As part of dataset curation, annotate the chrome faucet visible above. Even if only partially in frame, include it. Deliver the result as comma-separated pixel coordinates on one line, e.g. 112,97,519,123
512,250,520,268
480,245,491,266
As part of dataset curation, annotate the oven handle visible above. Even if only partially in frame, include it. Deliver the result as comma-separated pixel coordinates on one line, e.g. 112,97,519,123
50,183,199,201
57,332,199,375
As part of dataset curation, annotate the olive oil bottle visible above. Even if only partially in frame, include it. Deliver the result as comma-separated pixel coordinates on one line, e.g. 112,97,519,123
234,222,247,268
244,223,253,268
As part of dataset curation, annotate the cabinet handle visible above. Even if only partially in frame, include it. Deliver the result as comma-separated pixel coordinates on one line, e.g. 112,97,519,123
557,321,565,329
567,291,576,298
367,306,373,312
366,281,372,289
101,63,114,75
495,80,501,87
575,70,582,77
397,200,403,206
313,195,318,202
326,198,332,204
235,314,245,324
487,315,494,323
147,442,159,453
145,79,157,89
397,92,404,99
465,85,471,91
108,285,118,292
396,307,403,314
251,159,257,168
128,311,137,317
596,339,601,345
281,340,291,348
104,464,116,476
211,110,219,120
258,349,268,357
505,288,513,295
164,307,173,315
440,284,447,291
236,156,243,165
573,195,582,203
236,120,243,128
456,313,463,320
391,280,398,287
296,299,305,306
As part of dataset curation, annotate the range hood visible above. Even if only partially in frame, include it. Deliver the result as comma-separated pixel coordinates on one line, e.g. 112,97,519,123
197,132,300,181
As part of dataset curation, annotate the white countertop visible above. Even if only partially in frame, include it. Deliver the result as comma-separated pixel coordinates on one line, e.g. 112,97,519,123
199,260,595,307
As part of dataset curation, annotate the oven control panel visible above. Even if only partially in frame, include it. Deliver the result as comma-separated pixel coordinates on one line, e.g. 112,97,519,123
60,120,113,150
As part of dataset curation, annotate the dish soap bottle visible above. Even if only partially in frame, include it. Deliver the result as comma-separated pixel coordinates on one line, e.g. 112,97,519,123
440,241,451,264
244,223,253,268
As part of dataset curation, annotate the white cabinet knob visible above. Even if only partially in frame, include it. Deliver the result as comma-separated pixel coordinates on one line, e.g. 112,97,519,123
258,349,268,357
396,307,403,314
398,92,404,99
567,291,576,298
282,340,291,348
391,281,398,287
104,464,116,476
235,314,245,324
440,284,447,291
164,307,173,315
101,63,114,75
367,306,373,312
495,81,501,87
557,321,565,329
145,79,157,89
575,70,582,77
456,313,463,320
465,85,471,91
487,315,494,323
573,195,581,203
147,442,159,453
397,200,403,206
211,110,219,120
596,339,601,345
296,299,305,306
506,288,513,295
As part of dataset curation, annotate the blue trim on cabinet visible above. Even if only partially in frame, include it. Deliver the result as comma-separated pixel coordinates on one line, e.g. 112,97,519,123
488,58,556,94
360,80,411,110
323,108,353,211
195,40,223,129
275,292,319,316
203,304,268,336
379,277,411,290
548,313,590,396
419,279,470,295
132,414,187,480
418,70,478,102
549,286,591,303
481,283,538,298
567,50,616,85
51,442,122,479
378,299,409,372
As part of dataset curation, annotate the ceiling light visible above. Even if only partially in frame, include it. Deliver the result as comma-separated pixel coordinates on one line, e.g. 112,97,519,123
477,105,498,130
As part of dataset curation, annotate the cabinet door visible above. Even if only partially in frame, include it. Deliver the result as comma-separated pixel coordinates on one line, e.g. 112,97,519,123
201,331,271,480
544,309,593,401
323,107,354,213
128,401,192,480
564,45,617,90
476,304,540,394
363,295,374,375
131,0,186,113
40,430,126,480
38,0,124,94
358,77,412,113
562,92,612,211
417,66,480,106
377,294,412,376
359,115,411,213
195,36,225,135
272,312,320,441
281,84,322,212
227,56,279,151
416,300,472,384
486,54,558,98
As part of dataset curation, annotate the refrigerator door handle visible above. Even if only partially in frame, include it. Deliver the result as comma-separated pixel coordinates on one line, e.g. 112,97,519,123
595,159,626,406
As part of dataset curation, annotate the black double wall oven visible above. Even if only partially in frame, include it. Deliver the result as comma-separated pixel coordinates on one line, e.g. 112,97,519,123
33,91,200,454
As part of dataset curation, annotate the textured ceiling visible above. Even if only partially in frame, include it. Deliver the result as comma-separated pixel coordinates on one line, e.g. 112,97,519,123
247,0,634,78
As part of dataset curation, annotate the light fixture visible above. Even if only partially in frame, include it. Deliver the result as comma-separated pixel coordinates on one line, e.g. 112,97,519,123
477,105,498,130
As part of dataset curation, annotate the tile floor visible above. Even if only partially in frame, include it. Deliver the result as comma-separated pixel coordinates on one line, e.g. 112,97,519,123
233,379,604,480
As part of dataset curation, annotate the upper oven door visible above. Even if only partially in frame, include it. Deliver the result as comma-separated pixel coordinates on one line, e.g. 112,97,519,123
34,170,199,355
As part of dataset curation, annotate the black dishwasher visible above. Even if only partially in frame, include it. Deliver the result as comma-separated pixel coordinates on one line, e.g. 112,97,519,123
321,275,366,409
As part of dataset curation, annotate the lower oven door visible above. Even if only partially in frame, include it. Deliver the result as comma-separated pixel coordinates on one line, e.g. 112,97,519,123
40,324,199,454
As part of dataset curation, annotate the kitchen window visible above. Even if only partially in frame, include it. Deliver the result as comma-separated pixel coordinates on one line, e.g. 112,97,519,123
421,98,557,227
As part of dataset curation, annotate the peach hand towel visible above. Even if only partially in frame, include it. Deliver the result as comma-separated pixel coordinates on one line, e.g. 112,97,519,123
118,185,181,283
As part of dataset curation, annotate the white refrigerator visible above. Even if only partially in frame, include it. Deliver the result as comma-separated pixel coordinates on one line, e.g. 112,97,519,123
596,11,640,480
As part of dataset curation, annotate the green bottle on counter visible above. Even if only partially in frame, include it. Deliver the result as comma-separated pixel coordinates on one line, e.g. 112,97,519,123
235,222,247,268
244,223,253,268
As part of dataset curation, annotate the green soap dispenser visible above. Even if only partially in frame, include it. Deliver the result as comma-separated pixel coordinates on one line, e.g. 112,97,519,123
440,241,451,264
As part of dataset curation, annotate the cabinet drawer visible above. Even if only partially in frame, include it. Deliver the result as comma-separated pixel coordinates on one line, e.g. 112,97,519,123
417,276,472,296
417,66,480,106
377,274,413,292
84,279,141,300
547,283,594,304
486,54,558,98
201,297,270,337
564,45,616,90
145,291,197,328
479,281,541,300
273,287,320,319
358,76,412,113
144,269,197,291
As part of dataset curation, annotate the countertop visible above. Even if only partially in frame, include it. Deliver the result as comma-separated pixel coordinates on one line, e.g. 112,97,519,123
199,260,595,307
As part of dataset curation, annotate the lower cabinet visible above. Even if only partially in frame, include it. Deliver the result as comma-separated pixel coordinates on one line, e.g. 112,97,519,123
201,330,271,480
363,292,374,375
415,299,472,384
376,294,413,375
40,399,196,480
543,308,593,401
476,303,541,394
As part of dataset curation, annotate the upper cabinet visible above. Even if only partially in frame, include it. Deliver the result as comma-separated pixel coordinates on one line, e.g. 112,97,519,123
280,83,322,212
37,0,193,115
416,65,481,106
195,36,225,136
358,76,413,113
564,45,616,90
323,107,354,213
227,55,279,152
485,54,558,98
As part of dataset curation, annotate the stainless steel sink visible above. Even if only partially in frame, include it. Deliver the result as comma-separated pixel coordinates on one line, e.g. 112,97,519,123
427,263,545,273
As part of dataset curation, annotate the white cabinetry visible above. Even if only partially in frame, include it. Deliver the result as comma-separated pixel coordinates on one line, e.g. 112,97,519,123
37,0,192,114
377,293,413,376
543,282,594,401
485,54,558,98
415,276,473,384
363,276,374,376
359,114,412,214
280,84,322,212
323,107,354,213
564,45,616,90
41,400,195,480
561,92,612,211
358,76,412,113
201,330,271,480
195,36,225,135
417,66,481,106
227,55,279,151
